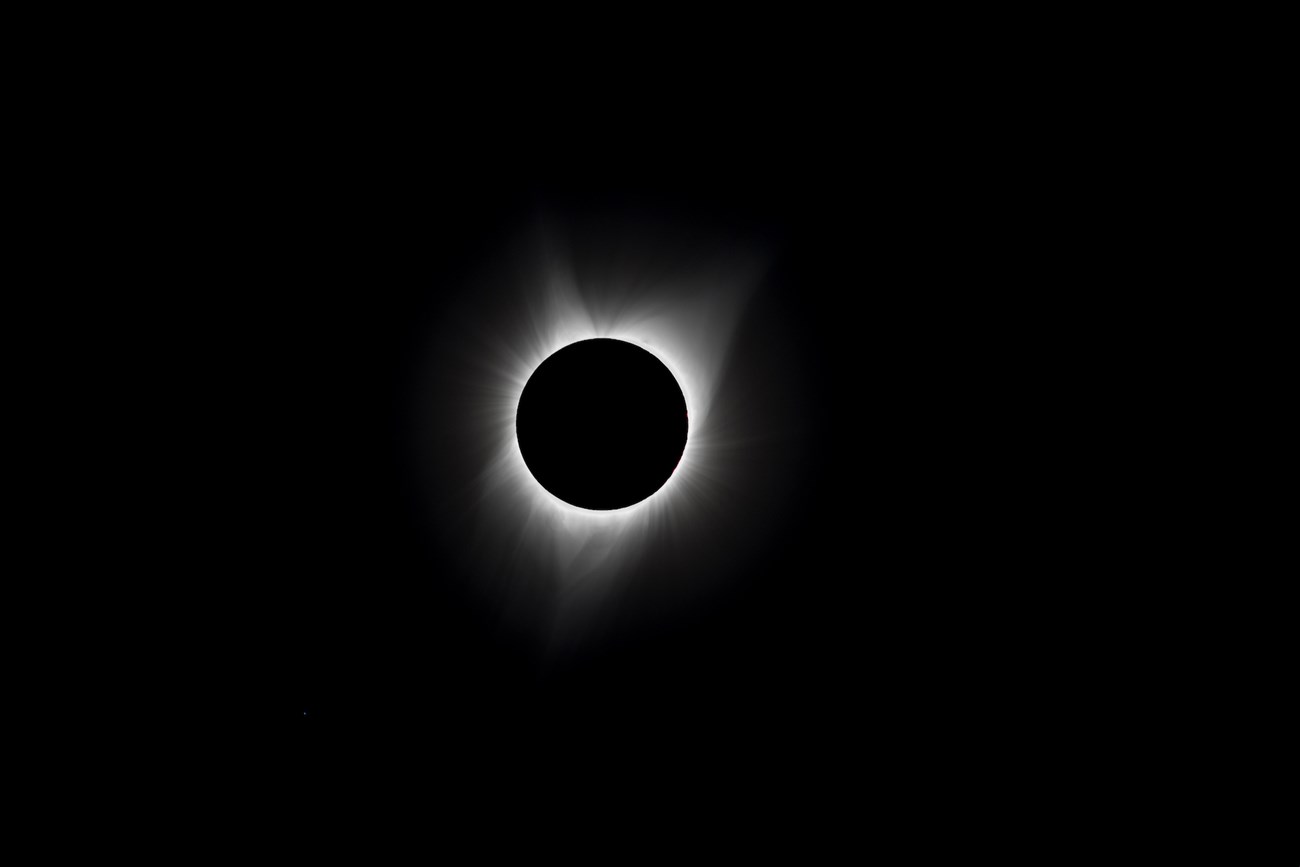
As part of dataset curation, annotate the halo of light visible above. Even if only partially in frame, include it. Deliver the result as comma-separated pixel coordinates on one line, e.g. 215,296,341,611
413,216,771,649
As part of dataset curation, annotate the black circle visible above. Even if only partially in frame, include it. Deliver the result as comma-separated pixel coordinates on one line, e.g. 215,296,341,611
516,338,688,510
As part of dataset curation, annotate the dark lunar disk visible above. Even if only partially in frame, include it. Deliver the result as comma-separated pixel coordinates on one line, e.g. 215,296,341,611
516,338,688,510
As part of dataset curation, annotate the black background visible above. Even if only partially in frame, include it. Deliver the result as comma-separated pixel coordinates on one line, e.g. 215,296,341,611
253,130,868,722
187,51,1082,795
58,16,1294,849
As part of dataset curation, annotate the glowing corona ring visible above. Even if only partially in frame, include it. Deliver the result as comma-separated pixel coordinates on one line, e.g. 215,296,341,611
419,219,769,646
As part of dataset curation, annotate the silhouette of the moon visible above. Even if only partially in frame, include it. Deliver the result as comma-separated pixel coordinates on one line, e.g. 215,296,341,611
516,338,688,510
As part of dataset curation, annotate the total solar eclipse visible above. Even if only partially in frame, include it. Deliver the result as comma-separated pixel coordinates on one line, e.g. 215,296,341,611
516,338,688,510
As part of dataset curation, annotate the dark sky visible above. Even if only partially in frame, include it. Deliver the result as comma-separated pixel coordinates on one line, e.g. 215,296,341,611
200,67,1081,788
119,20,1296,851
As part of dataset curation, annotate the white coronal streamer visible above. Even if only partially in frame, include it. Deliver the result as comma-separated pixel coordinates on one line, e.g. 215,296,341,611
455,227,767,644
